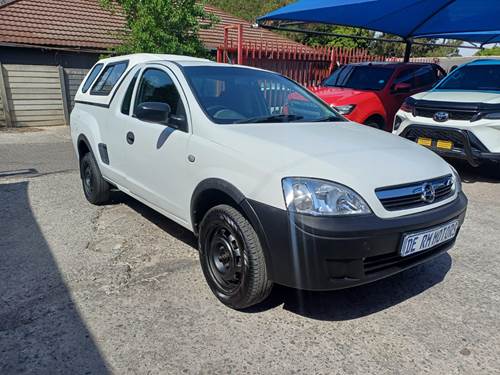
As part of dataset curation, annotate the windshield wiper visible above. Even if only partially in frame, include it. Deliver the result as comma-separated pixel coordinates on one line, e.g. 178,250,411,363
234,114,304,124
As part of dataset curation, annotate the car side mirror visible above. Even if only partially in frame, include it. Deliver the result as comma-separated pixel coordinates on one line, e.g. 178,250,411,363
135,102,171,124
392,82,412,93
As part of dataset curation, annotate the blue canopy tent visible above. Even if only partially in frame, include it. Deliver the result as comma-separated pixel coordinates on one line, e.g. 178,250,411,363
257,0,500,61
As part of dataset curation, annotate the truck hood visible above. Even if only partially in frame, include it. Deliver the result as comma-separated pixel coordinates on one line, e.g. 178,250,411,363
308,86,376,105
414,89,500,104
209,121,453,218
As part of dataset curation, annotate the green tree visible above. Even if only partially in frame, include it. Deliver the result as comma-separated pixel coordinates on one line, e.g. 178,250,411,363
475,46,500,56
292,25,374,49
371,35,462,58
100,0,218,57
207,0,373,49
207,0,292,22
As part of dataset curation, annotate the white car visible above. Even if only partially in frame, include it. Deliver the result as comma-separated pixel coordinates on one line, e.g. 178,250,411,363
393,59,500,167
71,54,467,309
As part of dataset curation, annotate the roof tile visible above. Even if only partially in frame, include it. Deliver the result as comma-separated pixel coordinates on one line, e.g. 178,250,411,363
0,0,304,51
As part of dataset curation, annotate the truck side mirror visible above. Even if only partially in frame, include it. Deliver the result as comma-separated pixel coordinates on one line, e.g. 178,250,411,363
135,102,171,124
392,82,412,93
168,114,187,130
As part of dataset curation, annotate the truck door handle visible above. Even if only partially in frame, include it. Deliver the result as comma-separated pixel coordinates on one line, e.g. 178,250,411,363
126,131,135,145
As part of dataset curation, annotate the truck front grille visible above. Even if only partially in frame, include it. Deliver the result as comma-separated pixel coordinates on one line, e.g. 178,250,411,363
414,107,476,121
376,175,454,211
363,241,452,276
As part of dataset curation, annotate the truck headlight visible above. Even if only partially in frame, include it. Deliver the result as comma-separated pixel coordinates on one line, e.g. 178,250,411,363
282,178,371,216
332,104,356,115
472,112,500,121
400,97,416,113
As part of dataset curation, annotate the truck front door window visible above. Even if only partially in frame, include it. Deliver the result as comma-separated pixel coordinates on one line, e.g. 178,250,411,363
134,68,186,129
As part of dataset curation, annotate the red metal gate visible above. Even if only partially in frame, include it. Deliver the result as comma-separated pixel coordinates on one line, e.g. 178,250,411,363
217,42,386,87
216,25,439,87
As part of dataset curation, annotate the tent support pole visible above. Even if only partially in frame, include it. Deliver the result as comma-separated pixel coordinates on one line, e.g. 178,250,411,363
403,41,412,62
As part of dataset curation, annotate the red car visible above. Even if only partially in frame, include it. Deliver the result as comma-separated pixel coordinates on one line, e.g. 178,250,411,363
309,62,446,131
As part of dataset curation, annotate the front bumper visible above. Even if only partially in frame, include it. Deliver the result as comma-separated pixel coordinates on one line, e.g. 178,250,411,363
249,192,467,291
399,124,500,166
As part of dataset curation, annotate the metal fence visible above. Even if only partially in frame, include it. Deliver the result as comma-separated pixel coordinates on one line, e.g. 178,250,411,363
217,43,388,86
217,43,447,87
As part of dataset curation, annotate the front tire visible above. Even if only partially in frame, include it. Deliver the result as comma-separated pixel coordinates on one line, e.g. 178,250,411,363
198,205,273,309
80,152,110,205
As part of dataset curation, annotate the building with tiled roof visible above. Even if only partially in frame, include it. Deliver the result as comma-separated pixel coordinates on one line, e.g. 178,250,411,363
0,0,303,65
0,0,308,128
0,0,125,51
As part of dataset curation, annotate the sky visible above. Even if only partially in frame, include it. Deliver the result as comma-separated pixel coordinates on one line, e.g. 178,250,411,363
460,46,476,57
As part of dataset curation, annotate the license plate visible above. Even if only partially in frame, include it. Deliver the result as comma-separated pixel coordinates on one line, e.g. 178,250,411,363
400,220,459,257
417,137,432,147
437,140,453,150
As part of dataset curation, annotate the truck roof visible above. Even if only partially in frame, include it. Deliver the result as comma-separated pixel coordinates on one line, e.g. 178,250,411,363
465,59,500,66
98,53,210,66
75,54,212,107
349,61,437,69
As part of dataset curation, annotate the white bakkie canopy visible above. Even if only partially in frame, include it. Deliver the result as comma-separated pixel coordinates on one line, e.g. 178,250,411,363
75,53,209,107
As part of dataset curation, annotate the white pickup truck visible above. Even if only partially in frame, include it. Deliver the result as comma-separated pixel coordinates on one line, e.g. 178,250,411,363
71,54,467,309
394,59,500,168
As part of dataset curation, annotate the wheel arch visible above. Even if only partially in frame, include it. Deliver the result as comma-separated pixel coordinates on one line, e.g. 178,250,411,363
363,113,387,129
191,178,248,234
77,134,94,161
190,178,274,275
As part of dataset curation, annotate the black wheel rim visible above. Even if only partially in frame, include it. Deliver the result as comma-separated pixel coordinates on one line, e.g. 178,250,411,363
206,224,244,295
83,163,94,195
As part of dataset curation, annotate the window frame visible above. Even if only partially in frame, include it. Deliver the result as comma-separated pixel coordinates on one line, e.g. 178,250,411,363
392,66,421,90
121,68,141,116
435,64,500,91
81,63,104,93
132,65,190,132
324,65,395,91
90,60,129,97
181,65,342,125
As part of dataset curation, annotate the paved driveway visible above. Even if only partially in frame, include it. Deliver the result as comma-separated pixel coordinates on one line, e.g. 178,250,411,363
1,127,499,374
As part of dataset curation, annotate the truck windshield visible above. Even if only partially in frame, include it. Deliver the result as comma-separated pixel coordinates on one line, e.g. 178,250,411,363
323,65,394,91
183,66,343,124
437,65,500,91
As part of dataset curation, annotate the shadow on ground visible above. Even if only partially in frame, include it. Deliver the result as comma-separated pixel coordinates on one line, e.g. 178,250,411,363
110,191,197,249
108,190,453,321
249,254,451,320
448,159,500,184
0,182,109,374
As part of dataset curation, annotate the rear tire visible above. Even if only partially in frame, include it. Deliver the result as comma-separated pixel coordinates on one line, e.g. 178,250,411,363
80,152,110,205
198,204,273,309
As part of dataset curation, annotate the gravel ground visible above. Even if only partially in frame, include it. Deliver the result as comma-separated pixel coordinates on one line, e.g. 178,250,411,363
0,126,499,374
